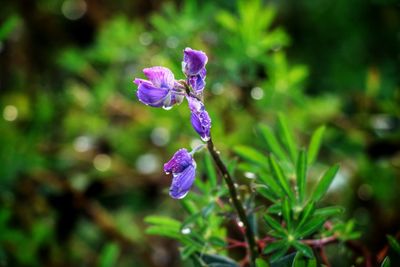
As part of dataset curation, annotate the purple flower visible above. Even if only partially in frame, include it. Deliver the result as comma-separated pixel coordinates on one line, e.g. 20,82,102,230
134,66,184,108
187,96,211,141
164,149,196,199
182,48,208,92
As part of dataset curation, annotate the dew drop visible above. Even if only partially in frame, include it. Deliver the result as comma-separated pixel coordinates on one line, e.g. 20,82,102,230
201,136,210,142
244,172,256,179
181,228,191,235
162,105,172,110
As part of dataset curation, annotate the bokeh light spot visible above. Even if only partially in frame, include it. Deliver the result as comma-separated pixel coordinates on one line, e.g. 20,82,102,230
250,87,264,100
136,154,159,174
151,127,170,147
211,83,224,95
139,32,153,46
93,154,111,172
3,105,18,121
74,136,93,152
62,0,87,20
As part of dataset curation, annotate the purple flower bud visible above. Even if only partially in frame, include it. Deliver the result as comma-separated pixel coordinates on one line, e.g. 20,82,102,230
187,96,211,141
164,149,196,199
134,66,184,109
182,48,208,93
182,48,208,76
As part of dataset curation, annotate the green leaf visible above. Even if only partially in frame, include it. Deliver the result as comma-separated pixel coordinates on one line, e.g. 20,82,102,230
234,145,268,167
296,202,315,231
209,237,226,247
296,150,307,203
268,203,282,214
256,186,279,202
270,243,290,263
296,216,325,238
277,113,297,162
282,198,292,230
314,206,344,218
200,253,239,267
387,235,400,254
99,243,120,267
259,173,284,197
271,252,297,267
263,240,287,254
381,256,391,267
310,164,340,202
146,226,181,239
181,244,198,260
291,251,317,267
292,242,314,258
259,124,287,161
181,199,198,215
263,214,286,237
256,258,270,267
204,153,217,188
144,216,181,229
308,126,326,165
268,155,295,202
0,15,20,41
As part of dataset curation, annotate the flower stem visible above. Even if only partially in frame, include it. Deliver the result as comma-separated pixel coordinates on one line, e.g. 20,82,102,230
207,137,261,267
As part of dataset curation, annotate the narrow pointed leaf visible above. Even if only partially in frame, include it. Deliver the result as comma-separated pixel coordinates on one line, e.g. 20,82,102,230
387,235,400,254
292,251,317,267
381,256,391,267
256,186,279,202
296,216,325,238
277,113,297,162
259,172,284,197
268,155,295,202
314,206,344,218
297,202,315,230
296,150,307,203
270,243,290,262
145,216,181,229
282,198,292,230
256,258,270,267
263,214,286,236
259,124,287,161
263,240,286,254
308,126,326,165
234,145,269,167
292,242,314,258
204,153,217,188
310,164,339,202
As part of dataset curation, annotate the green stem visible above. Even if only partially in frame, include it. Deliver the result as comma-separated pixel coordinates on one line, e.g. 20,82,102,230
207,137,261,267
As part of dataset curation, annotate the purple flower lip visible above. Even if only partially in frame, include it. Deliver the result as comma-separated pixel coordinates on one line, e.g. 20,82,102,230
164,148,196,199
134,66,184,109
187,96,211,141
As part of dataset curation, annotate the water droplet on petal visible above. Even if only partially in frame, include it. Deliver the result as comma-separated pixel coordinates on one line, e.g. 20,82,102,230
201,136,210,142
162,105,173,110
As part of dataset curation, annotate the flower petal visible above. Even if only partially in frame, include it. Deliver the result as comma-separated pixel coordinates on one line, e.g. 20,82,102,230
188,72,206,92
187,96,211,141
137,81,169,107
164,148,193,174
183,48,208,76
143,66,175,89
169,164,196,199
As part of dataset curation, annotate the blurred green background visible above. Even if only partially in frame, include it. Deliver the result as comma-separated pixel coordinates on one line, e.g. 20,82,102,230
0,0,399,266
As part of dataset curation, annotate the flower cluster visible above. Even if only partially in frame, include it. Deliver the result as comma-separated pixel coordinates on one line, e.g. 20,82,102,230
134,48,211,199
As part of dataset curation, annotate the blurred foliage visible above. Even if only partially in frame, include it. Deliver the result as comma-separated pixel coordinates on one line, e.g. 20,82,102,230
0,0,399,266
